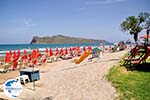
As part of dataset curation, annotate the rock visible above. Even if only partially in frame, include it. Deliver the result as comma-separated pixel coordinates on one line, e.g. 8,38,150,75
30,35,109,44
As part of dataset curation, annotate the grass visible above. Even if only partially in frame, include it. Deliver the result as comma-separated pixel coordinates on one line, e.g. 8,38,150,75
107,59,150,100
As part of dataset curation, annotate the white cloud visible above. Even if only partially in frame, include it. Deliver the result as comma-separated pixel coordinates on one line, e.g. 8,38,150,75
10,17,35,28
85,0,127,5
78,0,127,12
79,7,87,11
23,18,35,27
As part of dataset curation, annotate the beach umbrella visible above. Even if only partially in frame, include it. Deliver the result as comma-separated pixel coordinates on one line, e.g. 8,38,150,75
59,48,64,55
83,46,86,52
27,54,31,62
42,58,47,63
24,49,27,55
13,61,18,70
65,48,68,55
37,53,42,58
77,47,82,56
13,50,18,61
140,35,150,44
92,48,99,51
8,50,12,59
88,46,92,51
76,46,80,51
5,52,11,63
109,45,112,49
70,47,72,52
46,48,48,54
9,50,12,56
93,47,103,54
22,55,27,60
37,48,42,58
56,48,59,52
22,50,28,60
49,48,53,56
69,47,73,55
37,48,40,53
75,46,80,55
32,49,37,59
33,59,37,65
72,47,75,51
102,45,105,49
140,35,150,39
17,49,21,57
55,48,59,55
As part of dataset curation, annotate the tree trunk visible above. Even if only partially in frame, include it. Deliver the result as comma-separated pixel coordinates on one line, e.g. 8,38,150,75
146,29,150,44
134,33,139,45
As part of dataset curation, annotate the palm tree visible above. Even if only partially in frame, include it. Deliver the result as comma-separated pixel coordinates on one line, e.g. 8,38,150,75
121,16,144,45
139,12,150,44
121,12,150,45
139,12,150,32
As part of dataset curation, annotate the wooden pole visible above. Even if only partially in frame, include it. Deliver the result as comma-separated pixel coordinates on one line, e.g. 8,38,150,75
33,64,35,91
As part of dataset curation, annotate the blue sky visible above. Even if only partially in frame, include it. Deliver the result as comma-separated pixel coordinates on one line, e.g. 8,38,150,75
0,0,149,44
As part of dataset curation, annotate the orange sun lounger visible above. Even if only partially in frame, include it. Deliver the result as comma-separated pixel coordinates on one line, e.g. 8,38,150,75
75,50,91,64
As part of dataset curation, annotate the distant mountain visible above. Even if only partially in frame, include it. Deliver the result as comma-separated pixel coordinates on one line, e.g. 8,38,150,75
30,35,109,44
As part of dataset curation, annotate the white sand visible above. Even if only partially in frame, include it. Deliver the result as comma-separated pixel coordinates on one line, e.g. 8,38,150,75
0,50,127,100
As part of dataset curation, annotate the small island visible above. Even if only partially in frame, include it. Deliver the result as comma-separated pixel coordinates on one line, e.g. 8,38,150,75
30,35,109,44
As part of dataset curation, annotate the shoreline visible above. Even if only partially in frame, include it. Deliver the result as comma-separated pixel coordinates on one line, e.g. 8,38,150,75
0,43,114,56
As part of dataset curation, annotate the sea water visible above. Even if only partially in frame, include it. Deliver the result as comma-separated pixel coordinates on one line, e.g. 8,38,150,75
0,43,113,56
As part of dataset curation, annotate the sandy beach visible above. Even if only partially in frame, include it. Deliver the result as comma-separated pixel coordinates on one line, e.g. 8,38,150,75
0,50,127,100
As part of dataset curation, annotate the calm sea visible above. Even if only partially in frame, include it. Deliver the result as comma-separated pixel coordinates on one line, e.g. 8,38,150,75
0,43,113,56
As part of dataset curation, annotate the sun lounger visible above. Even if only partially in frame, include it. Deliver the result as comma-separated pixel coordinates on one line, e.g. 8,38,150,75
123,45,145,65
12,61,18,70
60,55,73,60
88,49,101,62
130,46,150,65
0,63,12,73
